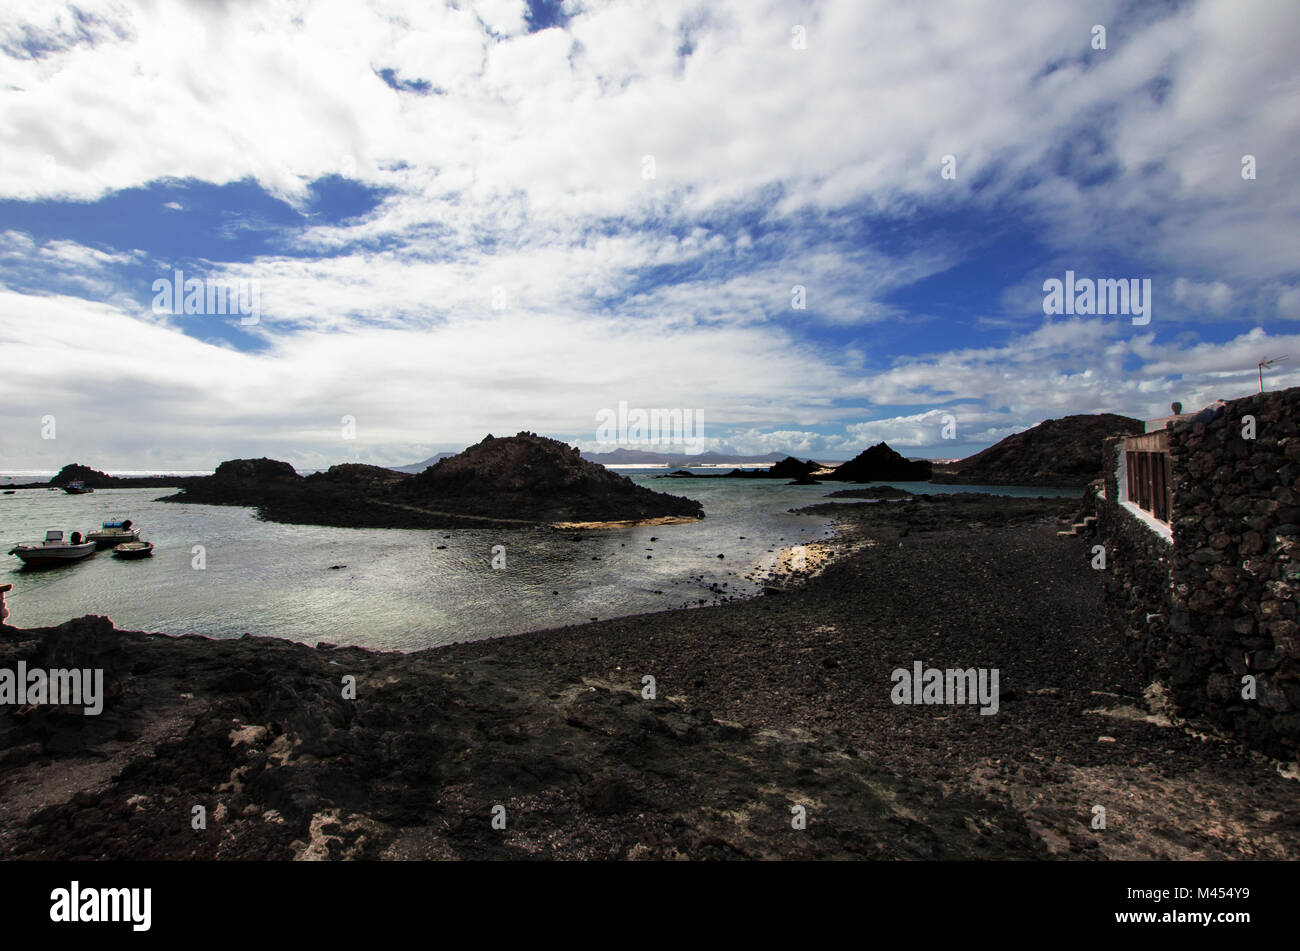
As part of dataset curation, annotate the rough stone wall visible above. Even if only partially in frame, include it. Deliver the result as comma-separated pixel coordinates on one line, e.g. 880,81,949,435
1092,386,1300,759
1092,437,1177,685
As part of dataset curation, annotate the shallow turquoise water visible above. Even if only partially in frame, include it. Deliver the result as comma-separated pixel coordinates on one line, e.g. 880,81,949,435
0,472,1075,650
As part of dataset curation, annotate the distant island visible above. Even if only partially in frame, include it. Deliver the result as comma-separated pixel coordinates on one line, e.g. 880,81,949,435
578,448,802,467
659,443,933,483
5,463,182,490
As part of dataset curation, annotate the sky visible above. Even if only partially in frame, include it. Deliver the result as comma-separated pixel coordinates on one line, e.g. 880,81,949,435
1,0,1298,471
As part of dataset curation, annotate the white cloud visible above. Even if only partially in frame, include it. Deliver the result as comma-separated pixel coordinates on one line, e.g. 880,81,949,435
1276,286,1300,320
1,1,1298,467
1,0,1295,286
1172,277,1232,315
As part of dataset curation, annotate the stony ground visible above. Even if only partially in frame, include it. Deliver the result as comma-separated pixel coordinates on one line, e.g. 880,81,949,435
1,494,1296,859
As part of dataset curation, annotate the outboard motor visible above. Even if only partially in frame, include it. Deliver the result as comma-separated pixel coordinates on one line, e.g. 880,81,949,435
70,532,83,545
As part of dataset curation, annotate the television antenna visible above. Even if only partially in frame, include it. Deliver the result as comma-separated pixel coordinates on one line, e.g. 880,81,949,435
1258,355,1289,392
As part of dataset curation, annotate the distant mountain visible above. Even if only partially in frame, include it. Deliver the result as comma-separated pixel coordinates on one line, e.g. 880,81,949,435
937,413,1144,487
388,452,459,474
580,448,791,466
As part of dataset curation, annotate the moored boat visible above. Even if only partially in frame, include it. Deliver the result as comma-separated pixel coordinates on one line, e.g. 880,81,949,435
111,540,154,559
62,481,94,494
7,530,96,567
88,519,139,547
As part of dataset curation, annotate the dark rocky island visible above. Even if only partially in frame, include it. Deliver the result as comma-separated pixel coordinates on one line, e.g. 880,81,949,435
160,433,704,529
933,413,1144,487
825,442,933,482
393,433,704,525
8,463,183,490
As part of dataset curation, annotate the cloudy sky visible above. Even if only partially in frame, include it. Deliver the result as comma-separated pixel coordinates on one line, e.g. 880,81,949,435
2,0,1298,471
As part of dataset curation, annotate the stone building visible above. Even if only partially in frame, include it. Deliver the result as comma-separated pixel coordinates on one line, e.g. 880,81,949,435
1089,385,1300,759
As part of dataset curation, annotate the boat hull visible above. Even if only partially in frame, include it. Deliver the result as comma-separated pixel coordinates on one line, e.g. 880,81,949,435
112,542,154,559
89,529,140,547
8,545,96,567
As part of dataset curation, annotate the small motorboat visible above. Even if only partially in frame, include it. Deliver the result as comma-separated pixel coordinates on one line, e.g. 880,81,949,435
112,540,154,559
88,519,140,547
2,490,14,495
62,481,94,494
8,530,96,567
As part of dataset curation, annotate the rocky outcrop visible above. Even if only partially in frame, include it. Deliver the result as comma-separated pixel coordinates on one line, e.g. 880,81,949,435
49,463,116,487
308,464,409,489
18,463,182,490
396,433,702,524
711,457,821,480
0,613,1046,860
768,456,820,479
826,443,932,482
163,435,703,528
940,414,1143,487
212,458,299,482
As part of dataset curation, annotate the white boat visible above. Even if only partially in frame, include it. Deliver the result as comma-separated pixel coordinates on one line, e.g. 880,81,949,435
88,519,140,547
8,530,96,567
62,481,94,494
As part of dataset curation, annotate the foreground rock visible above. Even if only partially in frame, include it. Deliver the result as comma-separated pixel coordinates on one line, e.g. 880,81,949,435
2,494,1295,860
161,434,703,529
934,413,1143,487
0,616,1036,860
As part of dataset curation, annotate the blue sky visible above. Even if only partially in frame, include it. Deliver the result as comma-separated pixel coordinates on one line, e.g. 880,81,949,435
1,0,1298,470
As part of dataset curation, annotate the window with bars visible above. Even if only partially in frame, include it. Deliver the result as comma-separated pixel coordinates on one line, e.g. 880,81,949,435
1123,431,1173,523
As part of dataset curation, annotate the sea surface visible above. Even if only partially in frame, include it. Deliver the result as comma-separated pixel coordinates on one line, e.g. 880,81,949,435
0,471,1075,651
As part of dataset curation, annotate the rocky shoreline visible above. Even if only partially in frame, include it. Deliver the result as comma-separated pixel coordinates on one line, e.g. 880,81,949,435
1,494,1296,860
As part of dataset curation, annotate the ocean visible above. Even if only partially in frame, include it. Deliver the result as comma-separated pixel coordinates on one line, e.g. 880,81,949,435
0,470,1076,650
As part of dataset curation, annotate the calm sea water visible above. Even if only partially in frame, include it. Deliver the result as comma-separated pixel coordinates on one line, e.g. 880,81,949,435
0,471,1075,651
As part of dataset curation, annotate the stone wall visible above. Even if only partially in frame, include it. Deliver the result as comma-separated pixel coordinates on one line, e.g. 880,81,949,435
1090,385,1300,759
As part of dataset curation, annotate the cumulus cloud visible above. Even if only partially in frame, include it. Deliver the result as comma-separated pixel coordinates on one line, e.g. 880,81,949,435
1,0,1297,468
